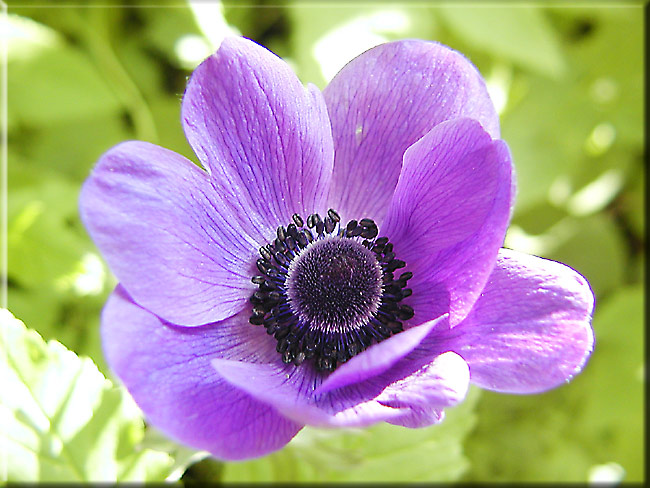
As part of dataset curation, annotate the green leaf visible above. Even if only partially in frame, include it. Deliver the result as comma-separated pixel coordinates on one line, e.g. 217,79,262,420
464,388,594,482
7,175,95,289
7,15,122,127
138,3,205,65
506,213,626,299
7,162,113,367
288,4,436,88
436,6,566,78
0,310,177,482
574,286,644,481
549,6,643,147
618,160,645,241
221,387,480,482
11,111,132,181
147,97,197,163
501,6,642,214
543,214,626,299
463,285,643,482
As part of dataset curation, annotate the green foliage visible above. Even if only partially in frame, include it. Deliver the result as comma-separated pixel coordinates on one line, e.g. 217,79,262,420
222,387,480,482
7,164,110,371
287,4,434,87
509,210,628,298
7,16,121,127
500,7,642,215
462,285,644,482
0,310,179,482
436,6,566,78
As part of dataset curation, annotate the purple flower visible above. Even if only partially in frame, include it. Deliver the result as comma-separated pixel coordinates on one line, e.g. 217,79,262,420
79,37,594,460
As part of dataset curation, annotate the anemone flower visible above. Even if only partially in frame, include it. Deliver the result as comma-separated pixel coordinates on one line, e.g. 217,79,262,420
79,37,595,460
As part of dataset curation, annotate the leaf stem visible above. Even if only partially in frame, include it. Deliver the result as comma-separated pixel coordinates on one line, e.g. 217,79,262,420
69,8,158,143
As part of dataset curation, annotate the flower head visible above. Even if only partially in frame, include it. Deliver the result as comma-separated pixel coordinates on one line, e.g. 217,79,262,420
79,37,594,460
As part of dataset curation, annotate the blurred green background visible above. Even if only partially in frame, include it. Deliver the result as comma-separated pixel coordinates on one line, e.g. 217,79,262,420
2,0,644,483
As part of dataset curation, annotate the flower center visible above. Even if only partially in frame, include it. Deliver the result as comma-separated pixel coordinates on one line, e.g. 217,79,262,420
249,209,414,372
286,237,383,334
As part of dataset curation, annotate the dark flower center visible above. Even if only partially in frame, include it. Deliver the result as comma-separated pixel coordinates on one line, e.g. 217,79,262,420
249,209,414,372
286,237,383,334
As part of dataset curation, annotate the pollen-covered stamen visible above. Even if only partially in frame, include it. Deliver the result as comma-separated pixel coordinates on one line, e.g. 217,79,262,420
249,209,414,372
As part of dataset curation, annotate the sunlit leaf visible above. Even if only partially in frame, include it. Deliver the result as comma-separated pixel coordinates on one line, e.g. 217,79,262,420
617,161,645,241
574,286,644,481
544,214,626,299
436,6,566,78
7,15,122,127
463,285,643,482
288,4,435,88
222,387,480,482
0,310,177,482
7,285,109,376
501,7,642,214
8,176,93,289
13,112,132,181
141,426,211,482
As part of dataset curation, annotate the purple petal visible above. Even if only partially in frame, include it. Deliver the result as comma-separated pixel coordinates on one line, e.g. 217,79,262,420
79,141,258,326
382,118,514,326
442,248,595,393
213,330,467,429
182,37,333,239
323,39,499,223
212,359,408,428
385,407,444,429
102,286,302,460
315,314,447,395
375,351,470,410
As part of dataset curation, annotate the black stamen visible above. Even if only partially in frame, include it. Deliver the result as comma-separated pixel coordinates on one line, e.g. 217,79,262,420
294,351,306,365
249,209,414,373
259,247,272,261
307,213,322,228
260,280,276,292
327,208,340,223
274,252,290,267
296,230,308,247
285,236,296,251
251,275,266,285
360,225,378,239
396,304,414,320
324,216,337,234
350,228,363,237
386,259,406,272
274,238,286,253
359,218,375,228
292,213,304,227
399,271,413,282
375,237,389,247
256,258,271,274
287,223,299,241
